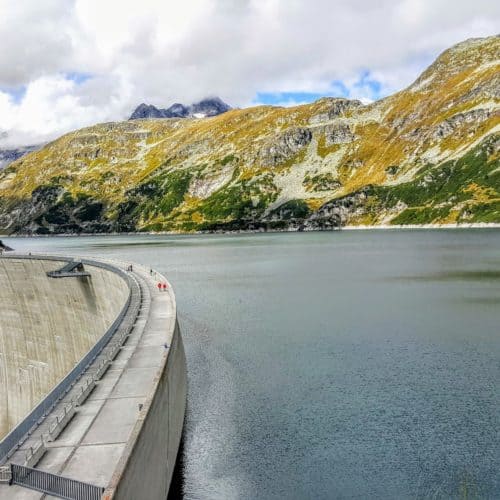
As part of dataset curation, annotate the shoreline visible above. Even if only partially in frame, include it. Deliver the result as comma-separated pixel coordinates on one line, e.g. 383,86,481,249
1,222,500,238
342,222,500,231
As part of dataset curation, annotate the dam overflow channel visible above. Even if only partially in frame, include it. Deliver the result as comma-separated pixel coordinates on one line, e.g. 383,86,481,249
0,254,187,499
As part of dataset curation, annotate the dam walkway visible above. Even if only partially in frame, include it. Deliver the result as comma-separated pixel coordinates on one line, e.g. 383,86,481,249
0,256,185,499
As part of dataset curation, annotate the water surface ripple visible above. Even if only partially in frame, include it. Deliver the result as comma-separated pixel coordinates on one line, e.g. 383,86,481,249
6,229,500,499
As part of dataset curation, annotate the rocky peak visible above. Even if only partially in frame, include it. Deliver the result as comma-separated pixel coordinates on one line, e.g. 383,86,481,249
410,35,500,92
191,97,231,117
165,103,190,118
130,103,164,120
129,97,231,120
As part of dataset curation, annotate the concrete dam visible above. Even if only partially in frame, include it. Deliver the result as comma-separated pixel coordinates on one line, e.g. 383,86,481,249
0,254,187,499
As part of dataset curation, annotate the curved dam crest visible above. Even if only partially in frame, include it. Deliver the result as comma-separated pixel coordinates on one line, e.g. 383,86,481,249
0,254,186,499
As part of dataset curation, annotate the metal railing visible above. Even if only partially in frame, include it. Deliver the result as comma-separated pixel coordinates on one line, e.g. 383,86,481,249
0,255,140,463
11,463,104,500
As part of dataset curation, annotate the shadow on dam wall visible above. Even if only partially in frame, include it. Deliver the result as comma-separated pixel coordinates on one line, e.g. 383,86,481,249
167,432,186,500
0,257,129,440
78,276,99,314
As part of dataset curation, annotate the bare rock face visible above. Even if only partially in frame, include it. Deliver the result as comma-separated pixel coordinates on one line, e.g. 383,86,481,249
0,185,63,232
323,123,356,145
260,127,312,167
432,109,493,140
325,98,363,118
309,98,363,124
318,188,371,218
459,74,500,102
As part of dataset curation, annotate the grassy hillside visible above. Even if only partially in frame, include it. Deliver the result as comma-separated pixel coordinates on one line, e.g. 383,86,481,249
0,35,498,234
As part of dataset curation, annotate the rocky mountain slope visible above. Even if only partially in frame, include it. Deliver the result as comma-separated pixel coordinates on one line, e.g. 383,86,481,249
0,36,498,234
0,145,40,170
130,97,231,120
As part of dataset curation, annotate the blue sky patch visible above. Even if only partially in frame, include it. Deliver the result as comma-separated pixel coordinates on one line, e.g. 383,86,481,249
65,72,93,85
255,91,341,105
254,71,384,106
1,85,27,104
352,70,383,100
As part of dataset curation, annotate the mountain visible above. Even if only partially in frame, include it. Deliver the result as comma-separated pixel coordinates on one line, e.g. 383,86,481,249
0,36,498,235
129,97,231,120
0,145,40,170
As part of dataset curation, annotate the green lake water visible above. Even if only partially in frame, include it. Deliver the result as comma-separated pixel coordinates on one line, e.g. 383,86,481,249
5,229,500,499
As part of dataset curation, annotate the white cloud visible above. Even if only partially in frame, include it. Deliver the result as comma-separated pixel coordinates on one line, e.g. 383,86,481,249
0,0,499,146
0,74,133,146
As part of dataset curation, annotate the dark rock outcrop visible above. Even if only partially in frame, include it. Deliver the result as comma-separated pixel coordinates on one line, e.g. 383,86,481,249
309,98,363,124
432,109,493,140
315,187,374,223
0,184,112,235
323,123,356,145
130,97,231,120
260,127,312,167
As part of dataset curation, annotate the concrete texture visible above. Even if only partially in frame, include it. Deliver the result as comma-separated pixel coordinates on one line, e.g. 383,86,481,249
0,258,129,439
0,257,186,499
104,322,186,500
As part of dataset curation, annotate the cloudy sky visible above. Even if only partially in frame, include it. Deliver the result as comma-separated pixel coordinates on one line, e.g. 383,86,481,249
0,0,498,146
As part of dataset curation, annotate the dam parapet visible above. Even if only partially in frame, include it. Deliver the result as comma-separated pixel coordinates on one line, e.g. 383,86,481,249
0,254,186,499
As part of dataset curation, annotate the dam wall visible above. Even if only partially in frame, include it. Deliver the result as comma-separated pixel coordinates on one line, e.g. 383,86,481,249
0,254,187,500
0,257,129,438
104,321,186,500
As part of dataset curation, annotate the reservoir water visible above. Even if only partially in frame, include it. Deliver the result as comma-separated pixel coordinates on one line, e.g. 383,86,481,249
5,229,500,499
